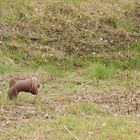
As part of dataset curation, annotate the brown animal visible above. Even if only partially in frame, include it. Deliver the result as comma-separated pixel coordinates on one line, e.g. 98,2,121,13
8,77,39,100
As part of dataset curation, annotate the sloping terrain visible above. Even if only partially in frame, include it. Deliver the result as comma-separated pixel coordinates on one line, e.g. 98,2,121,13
0,0,140,139
0,0,140,68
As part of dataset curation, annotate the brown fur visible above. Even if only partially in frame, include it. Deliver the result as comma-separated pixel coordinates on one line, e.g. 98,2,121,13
9,79,16,88
8,77,39,100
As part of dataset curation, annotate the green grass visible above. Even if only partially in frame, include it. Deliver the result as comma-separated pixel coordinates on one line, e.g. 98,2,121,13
64,102,109,116
37,63,67,77
128,41,140,69
87,63,119,79
0,110,139,140
101,14,121,28
132,41,140,51
0,0,140,139
0,0,140,69
0,70,140,139
0,63,24,73
0,0,33,22
123,20,135,32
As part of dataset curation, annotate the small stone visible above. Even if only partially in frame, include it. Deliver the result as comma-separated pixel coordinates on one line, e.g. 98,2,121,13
44,114,49,119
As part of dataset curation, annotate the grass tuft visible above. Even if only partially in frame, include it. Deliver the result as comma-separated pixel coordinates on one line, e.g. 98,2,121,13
88,63,119,79
64,102,109,116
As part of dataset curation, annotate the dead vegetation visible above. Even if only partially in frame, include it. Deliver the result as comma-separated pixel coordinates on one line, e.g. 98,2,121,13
0,0,140,139
0,70,140,139
0,72,140,117
0,0,140,68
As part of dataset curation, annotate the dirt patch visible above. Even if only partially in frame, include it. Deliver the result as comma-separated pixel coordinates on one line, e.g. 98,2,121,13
75,89,140,116
0,104,36,120
44,88,140,116
0,103,37,130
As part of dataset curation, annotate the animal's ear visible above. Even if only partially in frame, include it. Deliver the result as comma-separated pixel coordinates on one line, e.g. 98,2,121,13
9,79,16,88
32,76,37,81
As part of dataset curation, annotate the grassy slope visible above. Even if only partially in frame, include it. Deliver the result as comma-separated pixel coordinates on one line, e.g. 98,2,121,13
0,0,140,69
0,0,140,139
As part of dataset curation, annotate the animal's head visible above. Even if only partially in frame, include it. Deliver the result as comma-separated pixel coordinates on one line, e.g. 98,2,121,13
32,76,40,88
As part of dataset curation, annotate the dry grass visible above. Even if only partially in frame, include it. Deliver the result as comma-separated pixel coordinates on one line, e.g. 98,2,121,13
0,0,140,68
0,0,140,139
0,71,140,139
